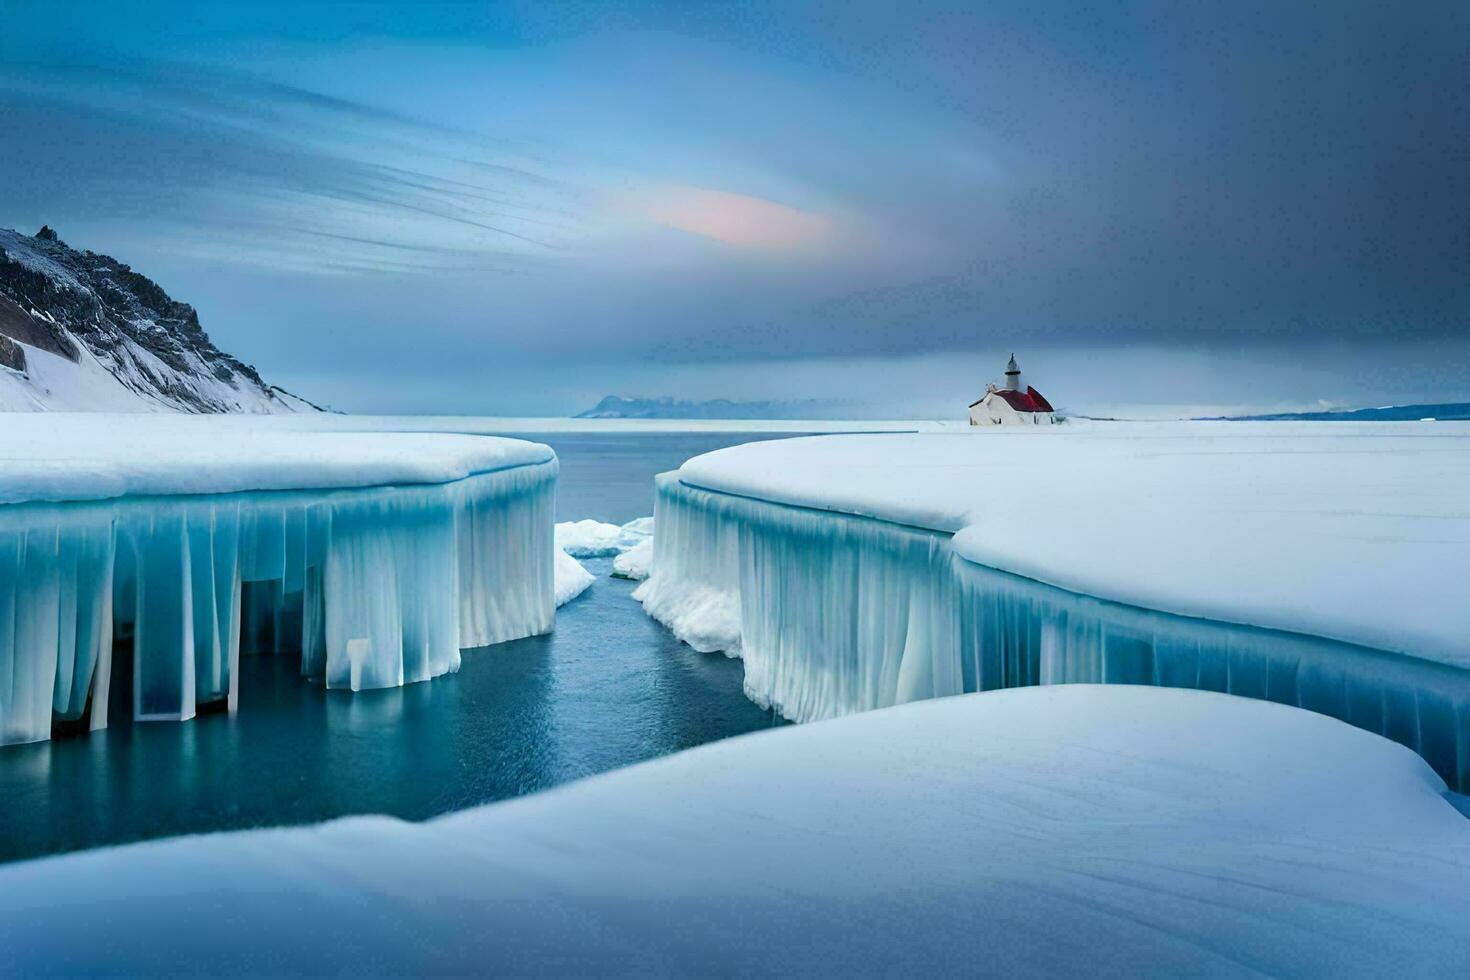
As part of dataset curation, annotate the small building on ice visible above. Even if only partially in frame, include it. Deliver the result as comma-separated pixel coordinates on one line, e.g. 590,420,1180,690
969,354,1055,426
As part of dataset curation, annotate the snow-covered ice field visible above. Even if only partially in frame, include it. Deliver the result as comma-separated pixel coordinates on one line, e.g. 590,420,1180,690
669,421,1470,662
0,685,1466,975
637,420,1470,786
1,414,1468,971
0,415,563,746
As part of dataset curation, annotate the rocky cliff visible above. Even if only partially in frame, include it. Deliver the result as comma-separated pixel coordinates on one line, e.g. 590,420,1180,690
0,226,314,412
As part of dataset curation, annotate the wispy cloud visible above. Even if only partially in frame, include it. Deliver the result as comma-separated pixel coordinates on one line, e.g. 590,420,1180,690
0,61,593,273
631,184,833,252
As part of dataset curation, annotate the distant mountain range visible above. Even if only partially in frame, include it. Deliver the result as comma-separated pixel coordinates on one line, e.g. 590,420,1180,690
0,226,314,412
576,395,840,420
1212,403,1470,422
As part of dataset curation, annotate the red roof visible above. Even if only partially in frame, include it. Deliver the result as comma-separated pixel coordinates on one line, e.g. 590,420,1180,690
990,386,1054,413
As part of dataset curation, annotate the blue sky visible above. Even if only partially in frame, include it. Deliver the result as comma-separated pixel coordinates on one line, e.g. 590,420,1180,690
2,1,1466,415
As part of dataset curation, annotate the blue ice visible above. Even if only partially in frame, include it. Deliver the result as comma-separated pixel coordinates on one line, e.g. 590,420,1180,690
0,461,556,746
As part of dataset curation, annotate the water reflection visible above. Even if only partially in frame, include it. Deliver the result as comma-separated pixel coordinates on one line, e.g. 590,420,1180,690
0,557,783,864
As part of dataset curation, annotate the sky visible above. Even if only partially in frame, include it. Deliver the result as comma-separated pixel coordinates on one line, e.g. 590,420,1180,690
1,0,1466,417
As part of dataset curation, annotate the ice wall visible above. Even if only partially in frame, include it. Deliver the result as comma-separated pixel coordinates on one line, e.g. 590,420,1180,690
637,473,1470,790
0,461,556,746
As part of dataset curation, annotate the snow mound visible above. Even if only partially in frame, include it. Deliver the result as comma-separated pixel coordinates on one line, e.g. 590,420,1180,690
0,687,1465,974
554,548,594,606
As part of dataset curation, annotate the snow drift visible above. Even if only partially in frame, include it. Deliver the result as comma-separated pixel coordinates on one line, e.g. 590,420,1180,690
0,686,1466,974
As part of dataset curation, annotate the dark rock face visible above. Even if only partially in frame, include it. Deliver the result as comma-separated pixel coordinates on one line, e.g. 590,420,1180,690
0,226,308,412
0,334,24,373
0,292,74,360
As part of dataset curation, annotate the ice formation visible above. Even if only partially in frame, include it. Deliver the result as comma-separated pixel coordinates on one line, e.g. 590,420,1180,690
1,686,1467,974
554,520,625,557
610,537,653,580
553,514,653,580
554,517,652,558
0,416,558,746
554,548,594,606
637,423,1470,788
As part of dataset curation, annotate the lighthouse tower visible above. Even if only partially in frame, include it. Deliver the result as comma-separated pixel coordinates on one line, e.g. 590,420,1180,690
1002,353,1021,391
968,353,1055,426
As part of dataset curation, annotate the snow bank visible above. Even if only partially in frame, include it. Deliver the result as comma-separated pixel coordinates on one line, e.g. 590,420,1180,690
0,414,553,505
0,417,558,746
640,422,1470,787
0,686,1466,974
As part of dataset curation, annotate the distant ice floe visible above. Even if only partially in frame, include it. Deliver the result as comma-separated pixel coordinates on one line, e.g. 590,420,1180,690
549,516,655,600
1,686,1467,973
554,517,652,558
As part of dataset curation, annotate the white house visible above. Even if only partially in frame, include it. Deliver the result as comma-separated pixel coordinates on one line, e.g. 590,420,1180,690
969,354,1055,426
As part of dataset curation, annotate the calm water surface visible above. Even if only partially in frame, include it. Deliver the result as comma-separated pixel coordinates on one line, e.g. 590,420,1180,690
0,431,797,864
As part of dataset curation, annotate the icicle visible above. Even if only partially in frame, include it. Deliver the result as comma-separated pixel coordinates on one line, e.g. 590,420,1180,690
0,458,558,745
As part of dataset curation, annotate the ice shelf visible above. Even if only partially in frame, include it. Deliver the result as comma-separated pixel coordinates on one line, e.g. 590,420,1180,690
636,422,1470,788
0,417,558,746
1,687,1466,973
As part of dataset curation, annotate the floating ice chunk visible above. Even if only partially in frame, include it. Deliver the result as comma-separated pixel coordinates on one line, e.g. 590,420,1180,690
554,548,594,606
611,538,653,580
1,687,1467,974
619,516,654,538
554,519,624,557
554,516,653,558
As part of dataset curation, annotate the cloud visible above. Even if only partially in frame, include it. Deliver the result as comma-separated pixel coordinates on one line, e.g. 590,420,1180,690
630,184,832,252
1,1,1466,415
0,61,589,274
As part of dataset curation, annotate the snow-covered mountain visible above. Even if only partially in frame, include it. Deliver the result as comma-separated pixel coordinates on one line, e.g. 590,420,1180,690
0,226,314,413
